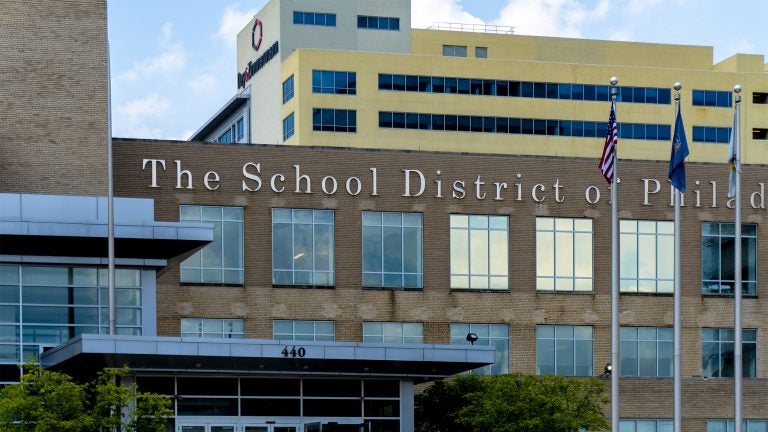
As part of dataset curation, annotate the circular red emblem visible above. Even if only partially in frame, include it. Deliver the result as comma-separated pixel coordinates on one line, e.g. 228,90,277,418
251,18,263,51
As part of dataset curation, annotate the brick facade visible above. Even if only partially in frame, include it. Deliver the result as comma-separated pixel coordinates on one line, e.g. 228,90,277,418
115,139,768,430
0,0,107,195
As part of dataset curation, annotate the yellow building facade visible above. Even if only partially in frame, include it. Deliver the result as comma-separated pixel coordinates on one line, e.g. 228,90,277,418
283,33,768,163
194,0,768,167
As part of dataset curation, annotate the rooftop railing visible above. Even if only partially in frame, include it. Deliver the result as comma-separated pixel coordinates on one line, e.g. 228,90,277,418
427,22,514,34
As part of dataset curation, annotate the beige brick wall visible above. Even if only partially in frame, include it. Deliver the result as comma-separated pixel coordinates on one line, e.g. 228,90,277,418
116,139,768,425
0,0,108,195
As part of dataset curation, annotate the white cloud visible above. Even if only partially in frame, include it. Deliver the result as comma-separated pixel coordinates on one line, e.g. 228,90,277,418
159,22,174,45
117,94,171,120
118,23,186,82
118,45,186,82
116,125,164,139
216,4,260,47
411,0,484,29
606,28,636,42
171,129,196,141
114,94,172,138
717,37,758,62
494,0,610,38
186,73,218,91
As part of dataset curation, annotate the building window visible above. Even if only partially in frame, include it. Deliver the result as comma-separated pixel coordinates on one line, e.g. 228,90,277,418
283,113,295,141
357,15,400,30
620,327,672,377
272,209,334,286
362,212,422,288
450,323,509,375
692,126,732,143
312,70,357,95
536,325,593,376
312,108,357,133
293,11,336,27
216,117,245,144
0,264,143,374
363,322,423,344
619,220,674,294
235,117,244,142
283,75,294,103
378,110,671,141
754,128,768,140
377,74,671,105
273,320,335,341
475,47,488,58
180,206,244,285
692,89,733,107
707,420,768,432
180,318,244,339
702,223,756,296
701,328,757,378
442,45,467,57
754,92,768,104
449,215,508,289
217,128,233,143
536,217,593,292
620,419,673,432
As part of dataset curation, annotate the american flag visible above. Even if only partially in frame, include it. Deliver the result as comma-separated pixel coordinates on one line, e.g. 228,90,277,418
599,100,617,183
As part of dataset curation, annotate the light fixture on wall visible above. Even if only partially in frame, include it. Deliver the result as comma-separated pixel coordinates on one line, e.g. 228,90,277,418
600,362,612,378
466,332,478,345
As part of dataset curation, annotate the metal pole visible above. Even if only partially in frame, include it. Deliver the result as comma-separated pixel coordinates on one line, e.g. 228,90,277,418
733,84,743,432
106,2,116,336
673,83,682,432
609,76,620,432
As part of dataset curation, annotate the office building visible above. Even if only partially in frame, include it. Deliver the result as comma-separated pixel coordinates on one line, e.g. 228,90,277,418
3,0,768,431
194,0,768,168
0,1,491,431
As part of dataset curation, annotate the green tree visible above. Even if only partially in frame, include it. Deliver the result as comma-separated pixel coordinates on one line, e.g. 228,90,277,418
415,373,609,432
415,374,485,432
0,365,172,432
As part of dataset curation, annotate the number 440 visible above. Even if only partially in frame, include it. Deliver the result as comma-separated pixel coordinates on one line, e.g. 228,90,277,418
281,346,306,358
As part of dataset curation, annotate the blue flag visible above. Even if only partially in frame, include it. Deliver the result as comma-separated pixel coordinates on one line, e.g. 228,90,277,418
669,109,689,192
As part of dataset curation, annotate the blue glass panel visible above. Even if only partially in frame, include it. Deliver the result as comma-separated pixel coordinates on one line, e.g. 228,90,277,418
692,90,705,105
658,89,671,104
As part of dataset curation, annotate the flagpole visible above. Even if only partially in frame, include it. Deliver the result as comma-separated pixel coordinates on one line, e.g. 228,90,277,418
106,2,116,336
672,82,682,432
733,84,743,432
609,76,620,432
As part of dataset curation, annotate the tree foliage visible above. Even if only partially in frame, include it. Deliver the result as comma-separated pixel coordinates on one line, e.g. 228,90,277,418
415,374,485,432
416,373,609,432
0,365,172,432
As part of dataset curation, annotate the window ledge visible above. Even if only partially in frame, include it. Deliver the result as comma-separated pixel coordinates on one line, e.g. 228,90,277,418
620,292,673,297
272,284,335,290
450,288,509,293
181,282,244,288
702,293,758,299
618,376,673,380
536,290,595,295
363,286,423,292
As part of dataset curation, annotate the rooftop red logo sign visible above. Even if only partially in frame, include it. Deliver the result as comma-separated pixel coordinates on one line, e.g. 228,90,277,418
251,18,263,51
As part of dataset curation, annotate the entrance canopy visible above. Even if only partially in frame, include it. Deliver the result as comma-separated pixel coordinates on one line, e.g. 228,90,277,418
41,334,494,382
0,193,211,263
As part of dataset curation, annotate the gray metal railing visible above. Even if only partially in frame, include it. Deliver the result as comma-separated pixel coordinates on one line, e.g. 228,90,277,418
427,22,514,34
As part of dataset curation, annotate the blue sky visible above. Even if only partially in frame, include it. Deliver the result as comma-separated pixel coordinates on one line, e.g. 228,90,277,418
107,0,768,140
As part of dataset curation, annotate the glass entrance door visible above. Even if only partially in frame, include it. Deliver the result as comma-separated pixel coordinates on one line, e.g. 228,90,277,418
179,425,236,432
243,425,298,432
